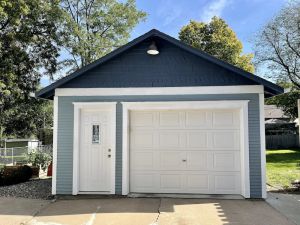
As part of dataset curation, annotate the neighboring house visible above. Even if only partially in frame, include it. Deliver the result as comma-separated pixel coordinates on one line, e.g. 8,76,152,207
1,139,40,149
264,105,298,149
36,29,283,199
264,104,290,123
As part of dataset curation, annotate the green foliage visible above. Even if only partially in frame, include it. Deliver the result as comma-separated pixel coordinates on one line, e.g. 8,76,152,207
26,150,52,171
2,98,53,138
60,0,146,72
38,128,53,145
266,91,300,119
254,1,300,87
0,0,63,139
179,17,254,73
0,165,33,186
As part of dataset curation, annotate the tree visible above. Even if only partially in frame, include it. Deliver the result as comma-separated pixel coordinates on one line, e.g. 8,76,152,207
266,91,300,120
254,1,300,88
266,82,299,119
0,0,63,139
60,0,146,73
179,17,254,73
3,98,53,138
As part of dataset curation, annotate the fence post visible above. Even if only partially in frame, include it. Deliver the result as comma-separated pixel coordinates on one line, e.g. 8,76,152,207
11,147,13,165
298,99,300,147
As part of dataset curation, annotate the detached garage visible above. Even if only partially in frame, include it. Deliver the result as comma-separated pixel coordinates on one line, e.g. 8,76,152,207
36,29,283,199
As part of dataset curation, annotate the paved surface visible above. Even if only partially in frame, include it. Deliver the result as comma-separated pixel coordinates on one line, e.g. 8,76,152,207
0,197,50,225
24,198,295,225
267,192,300,225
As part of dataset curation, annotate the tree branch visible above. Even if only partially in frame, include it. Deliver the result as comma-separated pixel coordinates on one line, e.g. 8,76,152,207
285,33,300,58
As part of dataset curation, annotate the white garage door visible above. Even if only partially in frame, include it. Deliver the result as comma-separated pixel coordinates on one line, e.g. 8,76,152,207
130,109,241,194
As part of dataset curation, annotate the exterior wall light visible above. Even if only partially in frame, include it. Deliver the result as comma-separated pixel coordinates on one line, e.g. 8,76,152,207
147,41,159,55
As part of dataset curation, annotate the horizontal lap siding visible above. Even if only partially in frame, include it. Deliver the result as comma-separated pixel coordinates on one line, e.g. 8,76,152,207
56,93,262,198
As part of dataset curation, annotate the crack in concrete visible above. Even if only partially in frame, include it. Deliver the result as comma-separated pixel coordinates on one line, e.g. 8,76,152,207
150,198,162,225
82,205,101,225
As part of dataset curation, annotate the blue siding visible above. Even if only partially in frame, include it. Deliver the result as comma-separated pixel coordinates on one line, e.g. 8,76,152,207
57,94,262,198
60,39,256,89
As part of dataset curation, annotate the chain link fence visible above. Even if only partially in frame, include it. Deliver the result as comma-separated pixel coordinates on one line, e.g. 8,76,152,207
0,145,52,167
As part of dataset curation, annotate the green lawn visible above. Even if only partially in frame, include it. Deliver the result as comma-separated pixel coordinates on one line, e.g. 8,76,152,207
266,149,300,188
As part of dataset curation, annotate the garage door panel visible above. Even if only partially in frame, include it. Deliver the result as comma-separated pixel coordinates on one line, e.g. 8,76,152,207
130,173,156,191
130,109,241,195
159,151,186,170
130,112,155,127
159,111,181,127
131,151,154,170
186,132,208,148
187,174,209,191
159,132,181,148
186,152,207,170
214,174,241,194
131,131,154,149
160,174,182,190
185,111,211,128
213,152,240,171
212,131,240,149
212,110,239,128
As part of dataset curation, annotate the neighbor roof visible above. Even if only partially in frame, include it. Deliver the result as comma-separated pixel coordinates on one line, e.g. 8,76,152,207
264,105,289,119
36,29,283,99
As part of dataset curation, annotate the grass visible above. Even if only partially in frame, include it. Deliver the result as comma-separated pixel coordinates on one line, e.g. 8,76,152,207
266,149,300,188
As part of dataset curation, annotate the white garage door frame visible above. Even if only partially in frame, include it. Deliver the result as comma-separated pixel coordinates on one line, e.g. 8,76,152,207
122,100,250,198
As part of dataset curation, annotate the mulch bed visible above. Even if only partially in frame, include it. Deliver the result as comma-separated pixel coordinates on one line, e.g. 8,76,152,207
0,178,52,199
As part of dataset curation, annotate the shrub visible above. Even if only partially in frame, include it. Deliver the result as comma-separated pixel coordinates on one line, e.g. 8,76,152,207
0,165,33,186
26,150,52,171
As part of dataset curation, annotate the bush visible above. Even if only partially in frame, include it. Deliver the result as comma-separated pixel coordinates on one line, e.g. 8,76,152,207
26,150,52,171
0,165,33,186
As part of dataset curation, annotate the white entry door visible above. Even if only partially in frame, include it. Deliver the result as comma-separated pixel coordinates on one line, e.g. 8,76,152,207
130,109,241,195
79,109,112,192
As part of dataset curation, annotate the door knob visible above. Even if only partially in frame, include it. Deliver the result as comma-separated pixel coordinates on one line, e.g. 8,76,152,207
108,154,111,158
108,149,111,152
182,159,187,162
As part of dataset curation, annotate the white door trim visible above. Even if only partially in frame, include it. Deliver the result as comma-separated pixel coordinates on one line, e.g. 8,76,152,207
121,100,250,198
72,102,117,195
55,85,264,96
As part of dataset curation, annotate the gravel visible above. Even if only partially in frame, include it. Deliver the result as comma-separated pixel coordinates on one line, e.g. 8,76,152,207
0,178,52,199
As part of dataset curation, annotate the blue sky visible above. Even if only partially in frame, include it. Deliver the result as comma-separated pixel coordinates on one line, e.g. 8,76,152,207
41,0,286,87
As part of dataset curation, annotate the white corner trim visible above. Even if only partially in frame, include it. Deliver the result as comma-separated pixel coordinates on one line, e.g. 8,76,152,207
52,96,58,195
240,102,250,198
259,93,267,198
72,102,117,195
121,100,250,198
56,85,264,96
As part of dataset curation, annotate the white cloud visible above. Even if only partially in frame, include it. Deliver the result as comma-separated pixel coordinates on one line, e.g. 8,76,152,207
156,0,183,26
200,0,230,22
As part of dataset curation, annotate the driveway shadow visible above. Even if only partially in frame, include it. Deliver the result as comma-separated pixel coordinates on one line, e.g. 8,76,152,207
6,197,292,225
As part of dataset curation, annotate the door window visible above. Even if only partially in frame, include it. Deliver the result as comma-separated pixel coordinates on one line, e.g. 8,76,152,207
92,125,100,144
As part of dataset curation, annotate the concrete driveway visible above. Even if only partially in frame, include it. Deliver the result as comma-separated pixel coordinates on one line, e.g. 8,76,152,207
18,198,295,225
0,197,49,225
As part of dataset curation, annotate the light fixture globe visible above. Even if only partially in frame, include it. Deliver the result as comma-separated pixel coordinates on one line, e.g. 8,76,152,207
147,41,159,55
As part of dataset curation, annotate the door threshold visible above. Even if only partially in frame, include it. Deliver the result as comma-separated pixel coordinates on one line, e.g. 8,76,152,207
78,191,111,195
128,193,245,200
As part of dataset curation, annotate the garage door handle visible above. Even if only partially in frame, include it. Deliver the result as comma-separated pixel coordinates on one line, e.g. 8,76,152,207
182,159,187,162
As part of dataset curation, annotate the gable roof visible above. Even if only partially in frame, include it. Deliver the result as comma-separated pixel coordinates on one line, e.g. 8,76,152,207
36,29,283,99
